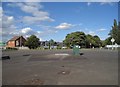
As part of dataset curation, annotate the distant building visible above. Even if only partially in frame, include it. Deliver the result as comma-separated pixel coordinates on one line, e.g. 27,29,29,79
7,36,26,47
40,41,66,49
56,42,66,47
40,41,49,47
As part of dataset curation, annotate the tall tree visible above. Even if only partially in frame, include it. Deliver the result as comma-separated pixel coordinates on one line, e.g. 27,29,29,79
109,19,120,44
25,35,39,49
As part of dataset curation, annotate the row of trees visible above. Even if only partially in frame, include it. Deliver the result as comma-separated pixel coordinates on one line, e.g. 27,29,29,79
25,19,120,49
25,35,58,49
25,32,102,49
63,32,101,48
63,19,120,48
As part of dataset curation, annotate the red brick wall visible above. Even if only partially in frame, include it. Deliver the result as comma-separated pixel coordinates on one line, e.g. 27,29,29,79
7,41,15,47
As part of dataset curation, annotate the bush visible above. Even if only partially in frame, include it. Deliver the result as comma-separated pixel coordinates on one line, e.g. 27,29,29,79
6,47,18,50
57,46,62,49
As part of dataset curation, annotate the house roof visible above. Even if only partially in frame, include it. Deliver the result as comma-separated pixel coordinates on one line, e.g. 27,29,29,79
9,36,20,41
9,36,26,41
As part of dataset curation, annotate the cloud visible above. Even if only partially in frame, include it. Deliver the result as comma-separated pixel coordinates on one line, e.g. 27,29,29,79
0,7,2,17
19,27,58,41
0,7,2,37
88,31,96,36
8,2,54,24
1,7,43,41
55,23,74,30
86,2,114,6
0,6,18,41
21,27,33,34
87,2,91,6
96,28,107,32
20,27,42,38
0,7,3,28
2,14,18,41
100,2,114,6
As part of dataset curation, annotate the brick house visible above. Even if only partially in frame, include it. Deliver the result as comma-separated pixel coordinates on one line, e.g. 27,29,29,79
7,36,26,47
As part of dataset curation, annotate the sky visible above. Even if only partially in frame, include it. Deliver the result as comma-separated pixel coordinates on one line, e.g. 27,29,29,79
1,2,118,42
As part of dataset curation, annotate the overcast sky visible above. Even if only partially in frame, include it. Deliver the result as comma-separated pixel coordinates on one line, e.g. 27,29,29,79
1,2,118,42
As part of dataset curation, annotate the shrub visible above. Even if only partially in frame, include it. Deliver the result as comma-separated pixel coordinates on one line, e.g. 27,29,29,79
57,46,62,49
6,47,18,50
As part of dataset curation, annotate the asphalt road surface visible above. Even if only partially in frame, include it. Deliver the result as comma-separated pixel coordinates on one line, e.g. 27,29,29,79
2,49,118,85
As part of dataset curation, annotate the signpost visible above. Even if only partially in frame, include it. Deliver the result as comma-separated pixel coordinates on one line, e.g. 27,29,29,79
111,38,115,50
90,43,92,48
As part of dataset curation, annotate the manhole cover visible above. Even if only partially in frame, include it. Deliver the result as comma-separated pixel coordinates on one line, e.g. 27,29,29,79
24,78,44,85
58,70,70,75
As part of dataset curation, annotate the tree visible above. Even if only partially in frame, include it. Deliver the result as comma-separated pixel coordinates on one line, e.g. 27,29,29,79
25,35,39,49
104,37,112,45
63,31,86,48
86,34,94,48
48,39,55,49
93,35,101,47
108,19,120,45
86,34,101,48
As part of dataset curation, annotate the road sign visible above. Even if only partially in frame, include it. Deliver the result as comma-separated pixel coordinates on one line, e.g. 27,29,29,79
111,38,115,50
111,38,115,42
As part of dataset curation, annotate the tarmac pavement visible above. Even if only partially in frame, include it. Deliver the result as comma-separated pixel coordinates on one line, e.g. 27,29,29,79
2,49,118,85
